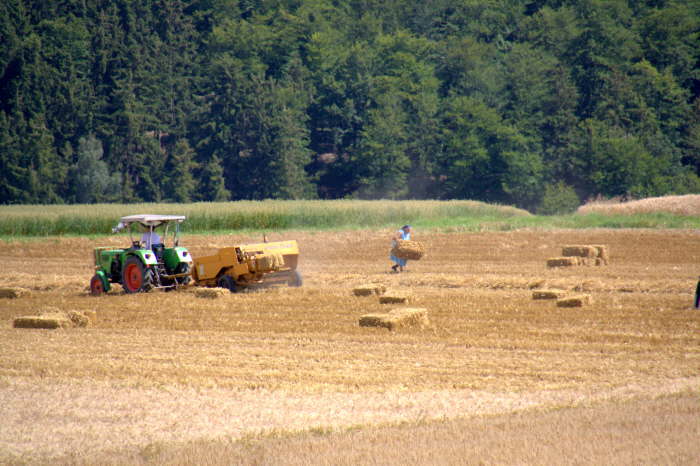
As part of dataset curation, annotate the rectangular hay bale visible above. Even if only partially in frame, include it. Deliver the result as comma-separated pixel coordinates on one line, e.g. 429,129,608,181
591,245,609,264
254,253,283,272
379,292,411,304
532,290,566,300
353,283,387,296
14,314,72,329
562,245,598,258
0,287,31,299
556,295,592,308
547,257,579,267
359,308,429,330
359,313,388,329
391,240,425,260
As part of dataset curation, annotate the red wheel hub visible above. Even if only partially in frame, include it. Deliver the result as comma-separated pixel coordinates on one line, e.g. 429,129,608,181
124,263,142,290
90,276,104,295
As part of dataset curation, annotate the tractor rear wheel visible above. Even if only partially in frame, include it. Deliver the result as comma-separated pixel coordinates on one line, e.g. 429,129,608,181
217,275,237,293
90,274,105,296
122,256,154,293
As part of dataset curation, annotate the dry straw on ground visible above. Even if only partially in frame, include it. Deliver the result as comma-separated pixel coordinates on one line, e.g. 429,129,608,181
1,229,699,464
577,194,700,216
391,240,426,260
359,307,429,330
353,283,387,296
532,290,567,300
194,287,229,299
557,295,592,307
0,287,31,299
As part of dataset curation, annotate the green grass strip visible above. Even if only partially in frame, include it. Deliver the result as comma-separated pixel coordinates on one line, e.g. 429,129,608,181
1,201,698,238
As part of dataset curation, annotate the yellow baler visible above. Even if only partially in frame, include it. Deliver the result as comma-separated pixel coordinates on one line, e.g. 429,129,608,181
191,240,301,292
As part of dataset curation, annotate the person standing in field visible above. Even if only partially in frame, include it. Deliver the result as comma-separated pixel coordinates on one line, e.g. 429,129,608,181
390,224,412,273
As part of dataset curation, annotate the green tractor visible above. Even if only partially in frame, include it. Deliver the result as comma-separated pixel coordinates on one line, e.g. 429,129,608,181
90,215,193,295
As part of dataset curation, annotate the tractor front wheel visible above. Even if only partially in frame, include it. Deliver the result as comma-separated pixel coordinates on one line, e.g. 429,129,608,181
175,263,191,286
90,274,106,296
122,256,153,293
217,275,237,293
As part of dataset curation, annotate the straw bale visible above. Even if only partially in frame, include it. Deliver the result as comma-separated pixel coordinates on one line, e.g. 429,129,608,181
358,313,388,328
353,283,387,296
591,245,610,264
556,294,592,308
379,291,411,304
13,314,71,329
562,245,597,258
391,240,425,260
547,257,579,267
532,290,566,300
67,310,90,328
0,287,31,299
194,287,229,299
255,253,283,272
359,308,429,330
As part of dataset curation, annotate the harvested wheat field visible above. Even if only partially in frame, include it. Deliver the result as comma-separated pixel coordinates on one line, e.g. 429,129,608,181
0,229,699,464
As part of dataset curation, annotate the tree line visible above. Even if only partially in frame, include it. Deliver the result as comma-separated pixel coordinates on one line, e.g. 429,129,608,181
1,0,698,212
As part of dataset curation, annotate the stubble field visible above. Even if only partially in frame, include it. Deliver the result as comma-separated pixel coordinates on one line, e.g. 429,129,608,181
0,228,699,464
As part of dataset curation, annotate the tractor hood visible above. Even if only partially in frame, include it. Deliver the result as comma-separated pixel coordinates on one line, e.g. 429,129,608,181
112,214,186,232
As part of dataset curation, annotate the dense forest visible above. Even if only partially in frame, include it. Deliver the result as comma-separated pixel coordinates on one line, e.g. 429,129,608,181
1,0,698,211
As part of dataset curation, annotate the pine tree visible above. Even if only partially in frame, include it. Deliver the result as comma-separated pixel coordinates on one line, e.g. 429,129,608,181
197,155,230,201
165,139,197,203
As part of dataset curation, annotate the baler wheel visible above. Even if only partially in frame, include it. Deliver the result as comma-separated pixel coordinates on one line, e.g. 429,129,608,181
287,270,303,287
217,275,237,293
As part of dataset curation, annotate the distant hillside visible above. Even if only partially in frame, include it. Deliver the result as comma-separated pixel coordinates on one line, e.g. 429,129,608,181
577,195,700,216
1,1,699,210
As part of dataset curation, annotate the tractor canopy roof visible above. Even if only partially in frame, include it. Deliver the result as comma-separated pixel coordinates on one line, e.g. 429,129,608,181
112,214,186,233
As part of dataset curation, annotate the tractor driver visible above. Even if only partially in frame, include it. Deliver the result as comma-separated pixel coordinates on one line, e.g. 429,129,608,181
140,225,162,250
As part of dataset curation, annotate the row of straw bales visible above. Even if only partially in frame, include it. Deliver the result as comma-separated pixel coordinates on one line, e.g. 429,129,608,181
547,244,609,268
532,289,593,307
353,283,427,330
